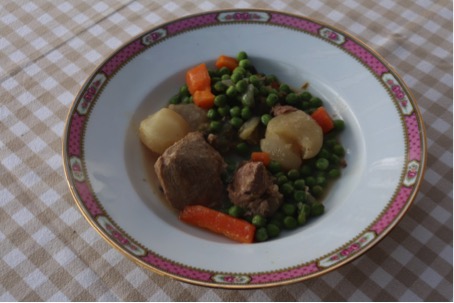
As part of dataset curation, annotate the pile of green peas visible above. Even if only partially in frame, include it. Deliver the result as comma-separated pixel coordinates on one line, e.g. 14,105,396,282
168,51,347,242
223,121,346,242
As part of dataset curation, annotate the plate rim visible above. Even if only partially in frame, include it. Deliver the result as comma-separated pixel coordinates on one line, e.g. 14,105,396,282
62,8,428,288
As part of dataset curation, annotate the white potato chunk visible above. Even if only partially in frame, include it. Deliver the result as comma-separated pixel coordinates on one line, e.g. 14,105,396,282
260,133,302,170
139,108,189,154
168,103,208,131
266,110,323,160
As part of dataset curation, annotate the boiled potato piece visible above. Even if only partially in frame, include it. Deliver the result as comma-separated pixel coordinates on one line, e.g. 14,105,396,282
239,116,260,140
266,110,323,159
168,103,208,131
260,133,302,170
139,108,189,154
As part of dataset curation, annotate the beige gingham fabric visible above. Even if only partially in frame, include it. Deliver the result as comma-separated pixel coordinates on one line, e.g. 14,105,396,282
1,0,452,301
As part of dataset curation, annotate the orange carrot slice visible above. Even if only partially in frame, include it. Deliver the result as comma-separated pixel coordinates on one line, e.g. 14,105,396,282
180,205,256,243
186,63,211,95
215,55,239,71
193,89,215,109
251,151,271,166
311,106,334,133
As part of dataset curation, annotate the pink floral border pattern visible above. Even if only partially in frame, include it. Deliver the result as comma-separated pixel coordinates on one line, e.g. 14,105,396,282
65,10,424,286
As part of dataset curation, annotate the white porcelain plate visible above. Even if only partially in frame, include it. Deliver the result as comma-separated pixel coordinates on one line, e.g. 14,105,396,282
63,10,426,288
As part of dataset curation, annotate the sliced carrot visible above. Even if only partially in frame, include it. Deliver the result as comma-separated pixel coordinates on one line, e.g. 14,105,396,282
311,106,334,134
180,205,256,244
251,151,271,166
193,89,215,109
215,55,239,71
186,63,211,95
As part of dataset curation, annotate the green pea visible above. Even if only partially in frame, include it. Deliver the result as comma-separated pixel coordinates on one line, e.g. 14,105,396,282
294,179,306,190
282,203,296,216
330,154,341,165
300,165,312,176
293,190,307,203
328,168,341,178
235,79,248,94
181,96,192,104
267,160,281,174
228,205,244,217
280,182,294,196
259,85,269,96
324,140,336,151
277,175,289,185
169,94,180,104
235,142,249,155
333,144,345,156
255,227,268,242
261,114,272,125
233,66,247,76
249,74,261,86
266,223,281,238
218,66,231,76
316,175,327,186
230,106,241,117
309,96,323,108
283,216,297,230
300,100,310,110
274,172,285,178
206,108,219,120
237,51,248,61
229,117,243,128
226,85,238,97
265,74,278,84
287,168,300,180
214,95,227,107
315,158,330,171
213,81,227,93
317,148,331,159
217,106,230,117
266,93,279,107
333,119,345,131
285,92,299,105
251,215,267,227
239,59,252,69
310,203,325,216
230,72,243,83
268,87,279,95
279,83,291,93
240,107,252,120
209,121,222,133
300,91,312,101
305,176,316,187
179,84,190,96
311,185,324,197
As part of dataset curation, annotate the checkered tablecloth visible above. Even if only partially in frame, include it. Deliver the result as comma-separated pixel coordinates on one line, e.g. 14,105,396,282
1,0,452,301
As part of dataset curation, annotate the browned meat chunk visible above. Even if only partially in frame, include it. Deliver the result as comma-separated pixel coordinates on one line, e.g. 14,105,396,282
154,132,226,210
271,104,298,116
228,161,283,217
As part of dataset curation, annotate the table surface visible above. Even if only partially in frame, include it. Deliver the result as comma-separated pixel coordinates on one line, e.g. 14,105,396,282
1,0,452,301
